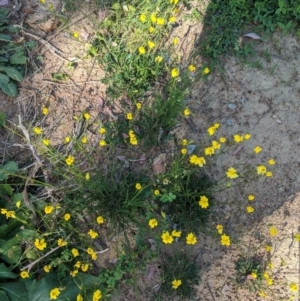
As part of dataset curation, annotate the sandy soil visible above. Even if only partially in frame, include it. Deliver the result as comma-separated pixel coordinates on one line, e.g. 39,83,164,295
0,1,299,300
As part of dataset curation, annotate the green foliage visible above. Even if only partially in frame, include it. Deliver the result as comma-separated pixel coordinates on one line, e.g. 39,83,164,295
199,0,300,60
0,9,29,97
155,157,214,234
160,252,199,299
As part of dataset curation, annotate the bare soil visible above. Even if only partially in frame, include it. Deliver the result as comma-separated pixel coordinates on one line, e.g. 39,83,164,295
1,1,299,300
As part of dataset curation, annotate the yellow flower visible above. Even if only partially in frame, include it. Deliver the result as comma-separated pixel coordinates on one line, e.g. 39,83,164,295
268,159,276,165
65,155,75,166
207,126,216,136
99,140,107,147
64,136,71,143
294,233,300,241
212,140,221,149
157,18,165,25
289,282,298,292
140,14,146,22
44,205,54,214
83,113,90,120
35,238,47,250
73,31,79,39
254,146,262,153
154,189,160,195
42,139,50,146
72,248,79,257
147,40,155,49
170,0,179,4
155,56,163,63
194,156,206,167
266,171,273,177
91,252,97,260
244,133,251,140
205,146,215,156
57,238,67,247
138,46,146,55
150,13,157,23
70,270,78,277
88,229,98,239
171,68,179,78
77,294,83,301
265,245,272,252
81,136,87,144
34,127,42,135
172,230,181,237
234,134,243,143
161,231,174,244
97,216,104,224
226,167,238,179
16,201,21,208
267,278,273,285
269,226,278,236
172,279,182,289
203,67,210,74
50,288,60,300
199,195,209,209
169,16,176,23
74,261,81,269
81,264,89,272
267,262,274,269
149,26,155,33
251,272,257,279
85,172,90,180
248,194,255,201
135,183,142,190
99,127,106,134
258,291,267,297
148,218,158,229
42,107,49,115
1,208,7,215
214,123,220,129
44,265,51,273
257,165,267,175
181,148,187,154
221,234,230,246
181,139,188,145
246,206,254,213
5,210,16,218
186,232,197,245
40,0,45,3
219,137,226,143
20,271,29,279
87,247,94,255
216,224,223,234
126,113,133,120
173,37,179,45
93,289,102,301
263,272,269,279
136,102,142,109
183,108,190,116
188,64,196,72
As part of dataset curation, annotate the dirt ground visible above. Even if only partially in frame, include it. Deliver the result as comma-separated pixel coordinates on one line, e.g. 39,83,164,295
1,1,299,300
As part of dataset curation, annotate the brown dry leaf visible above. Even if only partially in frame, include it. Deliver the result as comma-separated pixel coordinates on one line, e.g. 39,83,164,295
152,153,166,175
80,28,89,41
146,266,156,281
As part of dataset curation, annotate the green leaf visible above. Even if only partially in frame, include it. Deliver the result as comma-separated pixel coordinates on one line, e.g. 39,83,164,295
0,263,17,279
26,41,36,50
0,81,18,97
0,184,13,196
0,111,5,127
0,73,9,84
277,22,285,29
0,161,18,180
0,282,28,301
0,34,11,42
51,72,67,81
1,67,23,82
10,51,26,65
0,290,10,301
25,273,60,301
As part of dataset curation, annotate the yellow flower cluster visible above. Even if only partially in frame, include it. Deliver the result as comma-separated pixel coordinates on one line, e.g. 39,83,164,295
129,130,138,145
1,208,16,219
87,247,97,261
199,195,209,209
189,155,206,167
233,133,251,143
207,123,220,136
